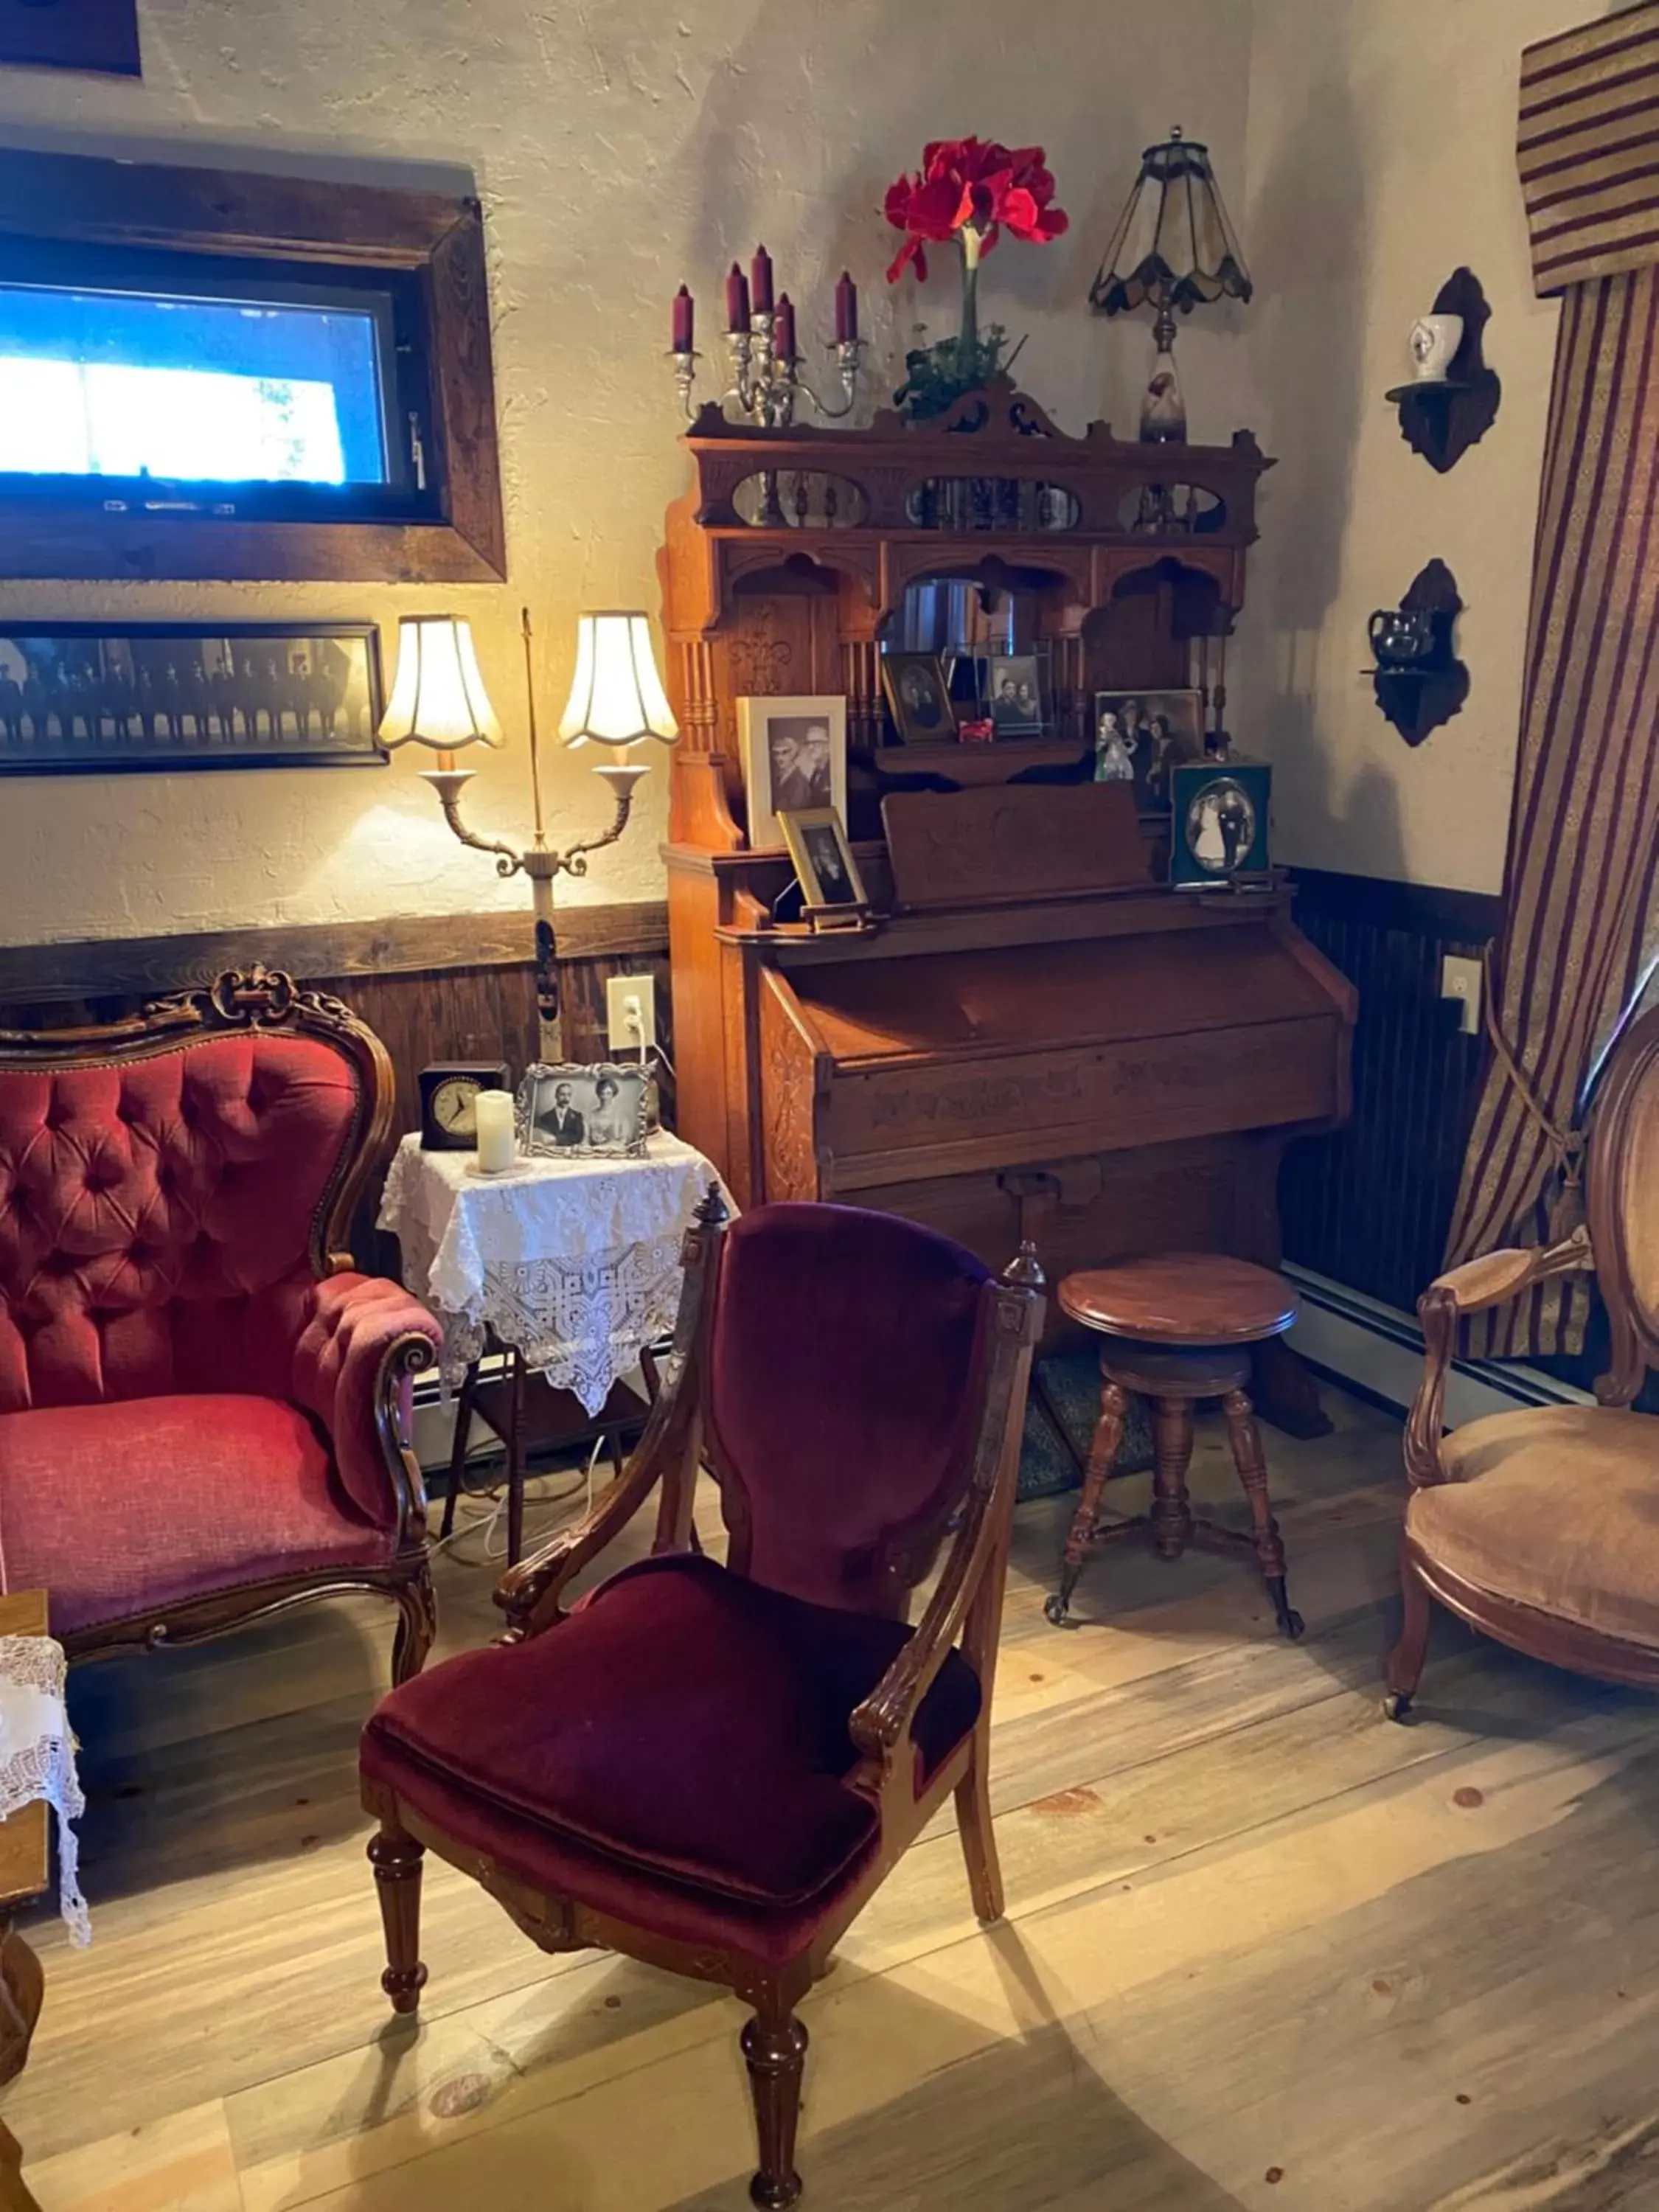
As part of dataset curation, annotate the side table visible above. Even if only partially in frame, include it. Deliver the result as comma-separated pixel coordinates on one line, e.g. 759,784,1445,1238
380,1130,731,1564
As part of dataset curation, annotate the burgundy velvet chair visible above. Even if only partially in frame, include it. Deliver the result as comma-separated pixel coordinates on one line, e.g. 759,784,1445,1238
0,967,442,1680
360,1194,1044,2208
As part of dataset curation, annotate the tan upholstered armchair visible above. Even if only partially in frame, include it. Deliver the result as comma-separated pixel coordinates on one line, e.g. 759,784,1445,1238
1385,1004,1659,1717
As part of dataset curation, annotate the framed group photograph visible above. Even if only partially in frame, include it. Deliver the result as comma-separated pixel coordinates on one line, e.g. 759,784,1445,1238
880,652,955,745
737,694,848,849
779,806,869,914
516,1063,651,1160
0,622,386,775
1093,689,1203,813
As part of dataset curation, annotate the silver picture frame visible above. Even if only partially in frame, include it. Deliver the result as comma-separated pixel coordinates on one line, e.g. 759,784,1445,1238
515,1062,651,1161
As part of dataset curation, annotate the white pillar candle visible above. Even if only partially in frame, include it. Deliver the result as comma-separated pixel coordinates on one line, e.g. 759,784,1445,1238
474,1088,516,1173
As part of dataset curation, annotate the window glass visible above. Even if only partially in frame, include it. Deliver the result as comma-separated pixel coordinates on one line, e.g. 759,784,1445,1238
0,282,388,484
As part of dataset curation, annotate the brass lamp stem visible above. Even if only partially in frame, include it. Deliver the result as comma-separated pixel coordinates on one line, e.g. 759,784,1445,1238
521,605,548,849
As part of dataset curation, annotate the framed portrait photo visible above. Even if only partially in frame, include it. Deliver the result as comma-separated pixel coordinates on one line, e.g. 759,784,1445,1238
1170,759,1273,890
515,1062,651,1160
880,652,955,745
737,695,848,850
779,806,869,913
985,653,1047,737
1093,688,1204,813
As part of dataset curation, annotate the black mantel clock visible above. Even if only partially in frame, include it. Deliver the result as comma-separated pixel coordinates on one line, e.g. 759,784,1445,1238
419,1061,511,1151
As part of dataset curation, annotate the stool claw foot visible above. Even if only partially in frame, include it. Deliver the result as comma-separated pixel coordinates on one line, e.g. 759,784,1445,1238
1043,1590,1071,1627
1382,1691,1413,1723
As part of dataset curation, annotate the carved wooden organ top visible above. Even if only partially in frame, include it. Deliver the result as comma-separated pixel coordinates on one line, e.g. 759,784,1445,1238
655,380,1353,1296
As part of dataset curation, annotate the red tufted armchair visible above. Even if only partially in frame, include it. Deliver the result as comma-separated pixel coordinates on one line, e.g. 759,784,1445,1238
0,967,442,1681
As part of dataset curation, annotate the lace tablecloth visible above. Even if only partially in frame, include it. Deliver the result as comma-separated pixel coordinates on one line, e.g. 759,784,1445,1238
380,1130,731,1413
0,1636,88,1944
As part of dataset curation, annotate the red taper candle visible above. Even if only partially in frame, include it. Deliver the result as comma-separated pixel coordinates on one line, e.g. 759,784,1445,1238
725,262,750,332
835,270,858,344
773,293,796,361
751,243,775,317
672,285,694,353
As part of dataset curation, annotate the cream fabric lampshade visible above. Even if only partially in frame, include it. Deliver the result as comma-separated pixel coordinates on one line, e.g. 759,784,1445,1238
379,616,505,752
558,613,679,748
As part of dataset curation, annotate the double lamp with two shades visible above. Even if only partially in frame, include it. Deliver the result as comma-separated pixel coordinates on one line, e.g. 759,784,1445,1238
377,606,678,1060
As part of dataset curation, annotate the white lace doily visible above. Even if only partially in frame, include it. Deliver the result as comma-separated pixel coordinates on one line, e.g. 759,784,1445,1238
380,1130,731,1414
0,1637,88,1945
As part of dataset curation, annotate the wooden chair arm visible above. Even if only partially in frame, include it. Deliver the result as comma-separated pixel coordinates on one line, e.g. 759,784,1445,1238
493,1357,702,1639
848,1475,998,1770
493,1184,729,1640
849,1257,1044,1807
1404,1228,1593,1486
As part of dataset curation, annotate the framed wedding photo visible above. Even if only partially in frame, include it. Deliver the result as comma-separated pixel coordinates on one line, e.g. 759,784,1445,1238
880,652,954,745
737,695,848,849
779,806,868,912
516,1062,651,1160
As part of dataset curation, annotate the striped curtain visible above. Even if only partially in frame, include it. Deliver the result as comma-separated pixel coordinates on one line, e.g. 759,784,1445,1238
1445,5,1659,1356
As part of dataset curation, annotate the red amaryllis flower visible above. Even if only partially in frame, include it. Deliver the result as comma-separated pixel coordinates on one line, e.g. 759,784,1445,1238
884,136,1068,282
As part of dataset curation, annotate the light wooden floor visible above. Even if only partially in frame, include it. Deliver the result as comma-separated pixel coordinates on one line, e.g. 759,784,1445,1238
17,1388,1659,2212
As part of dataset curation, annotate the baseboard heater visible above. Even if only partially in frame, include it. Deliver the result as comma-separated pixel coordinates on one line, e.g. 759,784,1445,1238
1283,1264,1593,1425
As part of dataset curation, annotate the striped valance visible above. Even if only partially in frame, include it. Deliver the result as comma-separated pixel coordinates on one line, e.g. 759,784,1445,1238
1520,1,1659,295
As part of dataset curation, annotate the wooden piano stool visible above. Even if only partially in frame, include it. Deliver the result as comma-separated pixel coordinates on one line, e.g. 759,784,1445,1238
1044,1254,1305,1640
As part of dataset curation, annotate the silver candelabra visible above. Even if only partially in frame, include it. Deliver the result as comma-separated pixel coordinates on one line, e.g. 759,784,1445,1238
672,312,864,427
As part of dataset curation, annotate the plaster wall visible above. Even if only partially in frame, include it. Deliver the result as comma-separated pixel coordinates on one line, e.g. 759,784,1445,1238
0,0,1253,947
1236,0,1623,894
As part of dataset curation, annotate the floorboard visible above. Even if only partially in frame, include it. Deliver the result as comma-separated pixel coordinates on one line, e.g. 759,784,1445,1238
14,1388,1655,2211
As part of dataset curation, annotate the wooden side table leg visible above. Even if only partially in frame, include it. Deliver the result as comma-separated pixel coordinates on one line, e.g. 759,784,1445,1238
505,1348,527,1568
438,1358,480,1541
1223,1386,1304,1638
1046,1375,1129,1626
0,1920,44,2212
1150,1395,1196,1560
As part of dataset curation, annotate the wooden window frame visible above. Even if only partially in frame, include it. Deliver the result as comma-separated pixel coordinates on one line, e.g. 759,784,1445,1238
0,146,506,584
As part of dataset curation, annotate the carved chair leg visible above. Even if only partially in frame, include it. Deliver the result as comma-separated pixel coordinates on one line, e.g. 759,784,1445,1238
953,1720,1004,1924
391,1562,437,1687
0,1919,43,2212
1222,1387,1302,1639
367,1818,428,2015
741,1989,810,2211
1150,1395,1196,1562
438,1359,480,1541
1385,1540,1433,1721
0,2120,39,2212
1046,1374,1129,1626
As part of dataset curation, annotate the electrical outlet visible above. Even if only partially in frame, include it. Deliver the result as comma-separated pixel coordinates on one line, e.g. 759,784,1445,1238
605,973,657,1057
1441,953,1482,1037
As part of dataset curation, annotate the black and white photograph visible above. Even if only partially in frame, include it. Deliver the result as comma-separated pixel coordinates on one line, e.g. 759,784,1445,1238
780,804,867,911
0,622,386,775
737,693,847,848
517,1062,651,1160
1093,688,1204,812
986,653,1046,737
1170,759,1272,888
880,651,954,745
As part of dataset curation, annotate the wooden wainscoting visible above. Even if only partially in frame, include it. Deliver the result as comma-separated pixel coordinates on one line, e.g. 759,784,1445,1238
0,901,671,1265
1279,869,1502,1313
